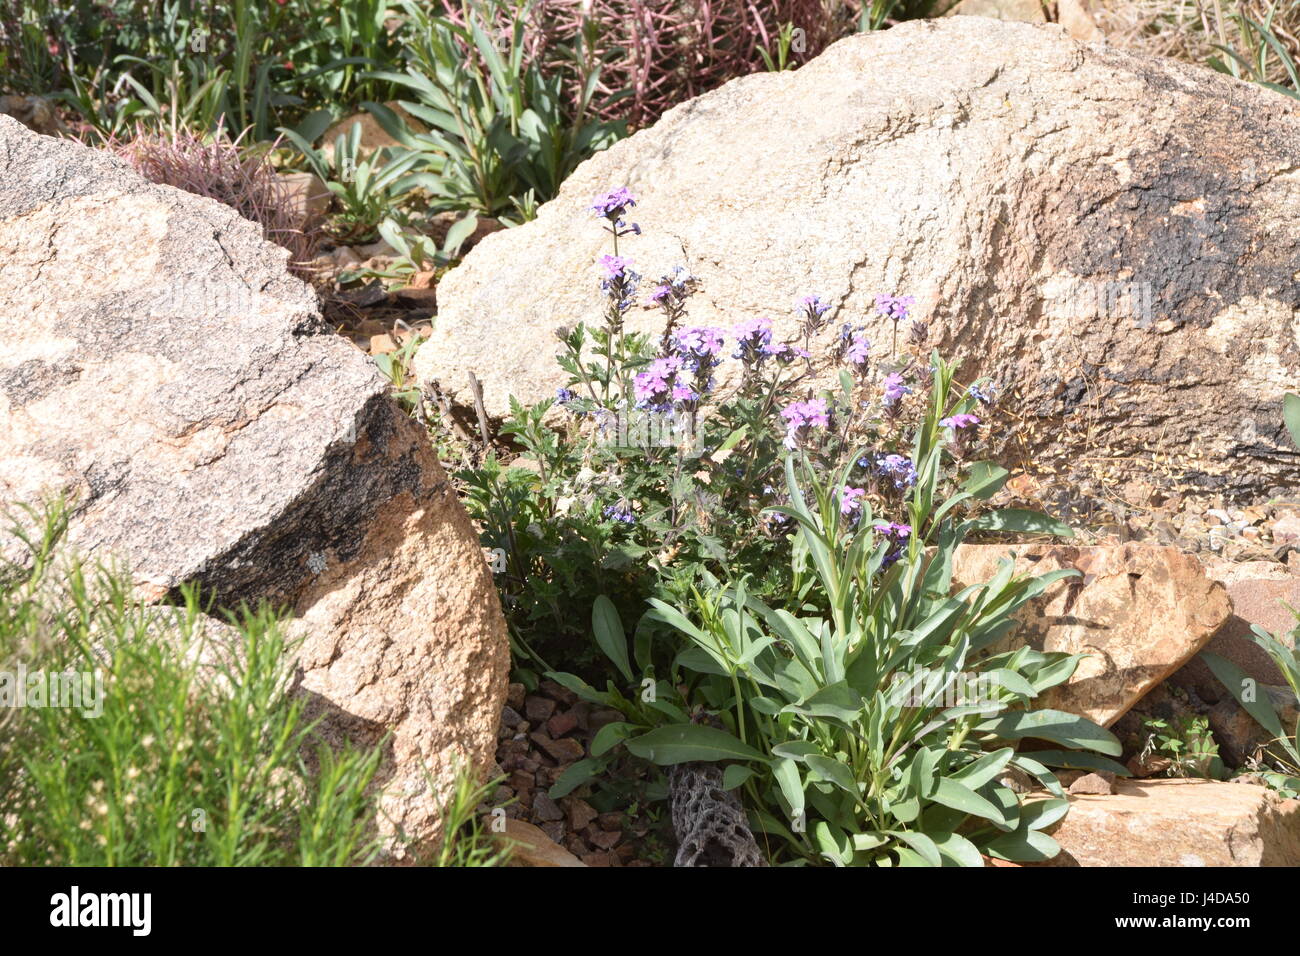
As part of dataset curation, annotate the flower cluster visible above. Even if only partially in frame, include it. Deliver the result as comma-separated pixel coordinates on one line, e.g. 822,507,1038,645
874,521,912,567
875,294,915,324
969,381,997,405
877,454,918,490
780,398,830,451
672,326,726,407
840,485,866,520
590,187,638,229
837,323,871,374
882,373,911,408
598,254,640,317
603,502,636,524
633,355,688,413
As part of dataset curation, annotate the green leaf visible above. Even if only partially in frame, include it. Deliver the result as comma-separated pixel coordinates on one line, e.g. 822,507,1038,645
1021,797,1069,831
932,830,984,867
773,757,805,818
890,830,941,867
543,670,609,706
805,755,859,795
548,758,604,799
967,508,1074,538
1201,651,1285,741
1285,393,1300,449
591,595,633,683
589,721,637,757
978,709,1122,756
624,724,768,766
722,764,756,790
983,827,1060,862
771,740,821,762
951,747,1015,789
813,820,853,866
962,461,1010,501
783,681,864,724
930,777,1007,826
1027,750,1132,777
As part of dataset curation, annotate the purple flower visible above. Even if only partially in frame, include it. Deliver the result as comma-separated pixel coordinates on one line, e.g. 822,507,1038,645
599,254,633,280
673,326,726,364
599,255,640,314
877,454,918,490
970,382,997,405
556,387,576,404
733,317,775,363
591,187,636,221
798,295,832,319
940,413,981,430
840,486,866,517
633,356,682,412
874,521,912,568
671,325,726,402
846,333,871,369
882,373,912,407
780,398,830,450
875,294,916,324
603,503,636,524
874,521,912,540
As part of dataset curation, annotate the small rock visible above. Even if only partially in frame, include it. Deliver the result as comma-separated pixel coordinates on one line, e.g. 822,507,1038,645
507,682,526,710
525,695,557,722
565,798,599,831
586,826,622,850
597,811,623,831
496,819,586,867
1273,513,1300,547
530,732,585,764
1127,754,1173,778
547,709,580,738
997,767,1034,793
533,792,564,823
539,679,579,707
1068,772,1117,795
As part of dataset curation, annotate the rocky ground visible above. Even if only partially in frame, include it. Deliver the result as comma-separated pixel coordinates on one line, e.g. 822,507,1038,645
489,680,670,866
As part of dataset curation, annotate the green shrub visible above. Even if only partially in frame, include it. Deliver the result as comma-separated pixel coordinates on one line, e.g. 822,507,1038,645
0,504,385,866
541,367,1126,866
451,188,1127,865
277,120,424,243
363,0,625,221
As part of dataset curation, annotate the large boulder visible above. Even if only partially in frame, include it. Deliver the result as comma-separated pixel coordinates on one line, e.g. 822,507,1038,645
952,543,1230,726
0,114,509,857
1031,779,1300,866
415,17,1300,499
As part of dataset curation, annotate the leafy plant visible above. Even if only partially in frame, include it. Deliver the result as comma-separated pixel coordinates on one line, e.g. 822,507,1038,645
427,763,512,866
278,120,423,242
1207,0,1300,98
371,324,428,409
1138,712,1222,778
363,0,624,220
1202,617,1300,795
340,215,479,287
614,376,1124,866
0,502,385,867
